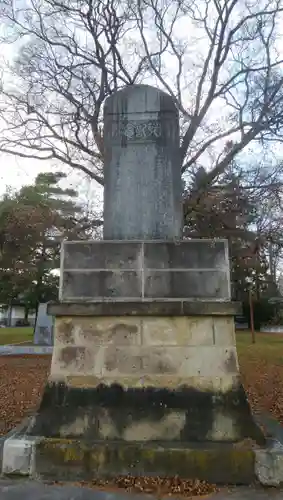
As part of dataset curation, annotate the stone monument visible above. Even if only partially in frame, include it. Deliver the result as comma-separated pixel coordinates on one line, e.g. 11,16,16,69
103,85,183,240
34,303,54,346
1,85,266,484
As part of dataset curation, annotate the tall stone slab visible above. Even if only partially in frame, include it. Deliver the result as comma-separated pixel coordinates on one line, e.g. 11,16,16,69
34,303,54,346
6,85,266,485
103,85,183,240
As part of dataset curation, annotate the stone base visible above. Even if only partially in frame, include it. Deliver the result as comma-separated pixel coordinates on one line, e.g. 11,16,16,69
2,417,283,486
31,438,258,484
4,300,265,484
0,434,257,484
25,302,264,445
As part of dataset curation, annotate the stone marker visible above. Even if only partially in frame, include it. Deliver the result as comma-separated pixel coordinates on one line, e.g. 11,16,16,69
1,84,266,486
33,303,54,346
103,85,183,240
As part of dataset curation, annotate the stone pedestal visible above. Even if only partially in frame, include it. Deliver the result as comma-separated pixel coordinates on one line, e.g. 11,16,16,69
5,239,263,484
34,302,259,445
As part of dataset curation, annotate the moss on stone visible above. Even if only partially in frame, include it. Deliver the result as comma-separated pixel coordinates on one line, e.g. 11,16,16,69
38,438,84,463
36,438,256,484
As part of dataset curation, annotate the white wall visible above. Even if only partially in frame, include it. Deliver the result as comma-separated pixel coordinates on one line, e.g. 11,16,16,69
0,305,36,326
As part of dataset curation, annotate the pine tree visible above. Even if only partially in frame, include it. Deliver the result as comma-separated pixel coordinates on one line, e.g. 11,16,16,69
0,171,87,316
183,166,268,301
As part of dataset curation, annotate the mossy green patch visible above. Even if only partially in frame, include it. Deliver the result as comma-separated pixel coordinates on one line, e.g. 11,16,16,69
36,438,256,485
38,438,84,463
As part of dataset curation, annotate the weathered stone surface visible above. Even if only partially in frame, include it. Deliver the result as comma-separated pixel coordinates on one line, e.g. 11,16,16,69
59,346,92,369
255,445,283,486
27,380,263,443
51,316,239,380
34,303,54,346
103,345,143,375
34,310,263,445
101,346,238,377
50,345,239,380
62,269,229,300
141,317,214,346
51,345,98,376
213,317,236,345
56,318,142,347
2,439,34,476
62,240,229,271
1,426,281,488
57,319,76,345
143,240,228,269
60,240,231,301
29,314,261,444
34,438,256,484
63,242,141,270
48,300,242,317
103,85,182,240
61,270,142,300
144,270,229,299
55,316,218,347
206,411,240,441
63,374,240,392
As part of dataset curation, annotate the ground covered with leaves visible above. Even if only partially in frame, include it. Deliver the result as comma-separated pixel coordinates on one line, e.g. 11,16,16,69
58,477,219,497
1,332,283,496
237,332,283,423
0,355,50,436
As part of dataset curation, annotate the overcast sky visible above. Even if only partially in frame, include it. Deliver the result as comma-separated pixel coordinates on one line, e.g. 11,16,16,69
1,3,282,205
0,38,103,211
0,41,56,197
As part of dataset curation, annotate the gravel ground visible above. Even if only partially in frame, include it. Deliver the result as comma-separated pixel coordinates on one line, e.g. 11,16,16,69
0,355,50,436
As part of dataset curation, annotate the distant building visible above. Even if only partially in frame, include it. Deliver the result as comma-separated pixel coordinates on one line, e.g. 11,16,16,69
0,303,36,327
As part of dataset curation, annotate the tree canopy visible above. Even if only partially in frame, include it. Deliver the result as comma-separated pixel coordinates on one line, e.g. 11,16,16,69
0,0,283,195
0,171,87,313
0,0,283,308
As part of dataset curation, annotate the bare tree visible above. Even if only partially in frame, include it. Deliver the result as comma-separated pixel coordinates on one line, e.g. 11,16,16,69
0,0,283,194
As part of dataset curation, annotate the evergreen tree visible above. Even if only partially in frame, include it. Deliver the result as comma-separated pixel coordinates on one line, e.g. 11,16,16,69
0,171,86,316
183,166,268,301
